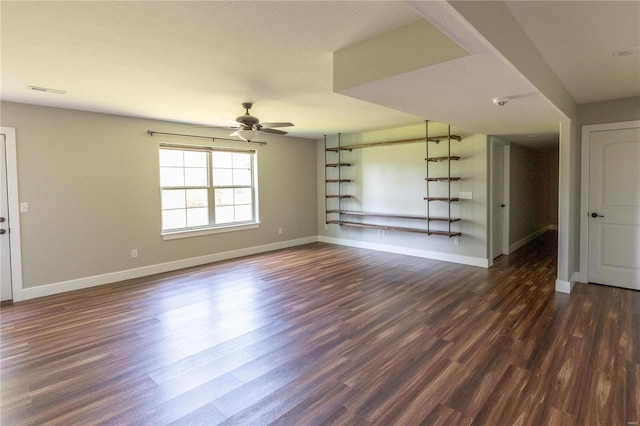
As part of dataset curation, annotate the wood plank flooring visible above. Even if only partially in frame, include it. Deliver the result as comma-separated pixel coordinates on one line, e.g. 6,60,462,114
1,232,638,425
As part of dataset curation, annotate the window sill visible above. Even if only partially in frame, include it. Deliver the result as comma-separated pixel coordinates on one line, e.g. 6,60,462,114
162,222,260,240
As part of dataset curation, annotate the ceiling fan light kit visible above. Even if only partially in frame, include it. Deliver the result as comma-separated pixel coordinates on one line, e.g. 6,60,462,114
232,129,260,142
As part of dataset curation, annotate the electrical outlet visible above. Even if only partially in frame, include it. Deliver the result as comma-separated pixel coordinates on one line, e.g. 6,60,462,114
324,224,328,230
459,192,473,200
278,228,283,235
453,237,459,245
131,249,138,258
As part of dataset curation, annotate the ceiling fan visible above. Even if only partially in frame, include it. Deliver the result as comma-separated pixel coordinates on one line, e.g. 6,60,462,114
228,102,294,142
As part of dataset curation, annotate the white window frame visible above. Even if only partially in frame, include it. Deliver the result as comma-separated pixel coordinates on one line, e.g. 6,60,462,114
159,144,259,240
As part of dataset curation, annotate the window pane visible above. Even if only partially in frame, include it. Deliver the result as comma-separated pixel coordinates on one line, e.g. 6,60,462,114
160,146,256,232
234,188,252,205
185,167,208,186
187,207,209,227
213,169,233,186
184,150,207,167
159,149,184,167
160,167,185,187
162,190,186,209
232,153,251,169
213,151,233,168
233,169,251,186
235,205,253,222
186,189,207,208
163,209,186,230
215,188,234,206
215,206,234,224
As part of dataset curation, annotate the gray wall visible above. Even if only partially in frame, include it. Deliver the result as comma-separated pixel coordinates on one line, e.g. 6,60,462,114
578,96,640,127
1,102,318,289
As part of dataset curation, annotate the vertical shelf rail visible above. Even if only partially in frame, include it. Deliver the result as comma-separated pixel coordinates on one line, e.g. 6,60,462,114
324,135,328,225
338,133,342,214
425,120,430,235
447,125,452,236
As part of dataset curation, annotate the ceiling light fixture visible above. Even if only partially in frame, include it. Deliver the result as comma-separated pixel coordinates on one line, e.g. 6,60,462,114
231,129,260,142
28,85,67,94
613,46,640,57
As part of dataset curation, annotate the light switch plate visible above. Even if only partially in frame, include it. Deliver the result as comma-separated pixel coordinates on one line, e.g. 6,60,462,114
459,192,473,200
19,202,29,212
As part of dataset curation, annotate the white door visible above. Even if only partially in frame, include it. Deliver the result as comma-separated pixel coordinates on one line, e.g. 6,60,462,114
0,134,12,301
587,126,640,290
491,140,508,259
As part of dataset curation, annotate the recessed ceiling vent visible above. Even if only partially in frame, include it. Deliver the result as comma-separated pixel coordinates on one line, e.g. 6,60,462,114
28,85,66,95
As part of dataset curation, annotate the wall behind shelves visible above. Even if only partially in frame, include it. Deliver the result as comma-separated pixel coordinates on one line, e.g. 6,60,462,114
317,123,489,266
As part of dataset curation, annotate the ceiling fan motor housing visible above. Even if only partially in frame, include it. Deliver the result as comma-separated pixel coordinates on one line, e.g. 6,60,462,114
236,102,259,129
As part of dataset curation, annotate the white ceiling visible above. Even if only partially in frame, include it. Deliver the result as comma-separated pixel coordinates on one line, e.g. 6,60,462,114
505,1,640,105
1,1,638,151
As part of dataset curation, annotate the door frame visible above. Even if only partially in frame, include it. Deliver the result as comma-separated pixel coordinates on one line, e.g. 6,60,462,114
489,137,510,262
579,120,640,284
1,127,23,302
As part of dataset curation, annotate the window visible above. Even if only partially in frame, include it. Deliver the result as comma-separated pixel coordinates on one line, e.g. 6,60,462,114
159,145,258,237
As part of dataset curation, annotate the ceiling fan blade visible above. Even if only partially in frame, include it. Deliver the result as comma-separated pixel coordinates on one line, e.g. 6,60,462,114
259,122,294,128
259,128,288,135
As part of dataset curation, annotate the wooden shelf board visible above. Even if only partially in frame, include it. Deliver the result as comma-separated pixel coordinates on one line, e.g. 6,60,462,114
428,217,461,222
425,197,460,202
426,156,461,162
426,177,461,182
327,220,461,237
326,210,428,220
326,210,461,223
325,179,352,183
326,195,353,199
326,163,352,167
325,134,461,152
428,135,462,142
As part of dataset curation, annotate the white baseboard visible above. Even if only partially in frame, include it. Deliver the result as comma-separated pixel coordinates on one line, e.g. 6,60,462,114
21,237,317,301
318,236,489,267
555,272,578,294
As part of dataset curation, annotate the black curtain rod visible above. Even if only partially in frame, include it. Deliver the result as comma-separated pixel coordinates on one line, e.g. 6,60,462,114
146,130,267,146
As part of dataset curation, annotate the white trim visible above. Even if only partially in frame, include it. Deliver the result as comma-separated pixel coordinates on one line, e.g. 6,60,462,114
555,274,576,293
489,137,510,258
502,145,510,254
318,235,489,267
162,223,260,240
0,127,23,302
579,120,640,286
21,236,317,300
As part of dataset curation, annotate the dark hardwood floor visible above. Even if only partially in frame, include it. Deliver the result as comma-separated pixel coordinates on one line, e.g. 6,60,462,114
1,232,638,425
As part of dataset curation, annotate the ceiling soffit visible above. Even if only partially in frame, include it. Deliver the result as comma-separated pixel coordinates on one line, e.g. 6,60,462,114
333,19,469,92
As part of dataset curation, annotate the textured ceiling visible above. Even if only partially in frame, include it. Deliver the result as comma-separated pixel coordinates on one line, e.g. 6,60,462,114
505,1,640,104
1,1,638,151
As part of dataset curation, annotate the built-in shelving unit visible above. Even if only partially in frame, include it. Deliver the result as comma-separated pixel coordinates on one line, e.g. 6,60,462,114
324,122,463,238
